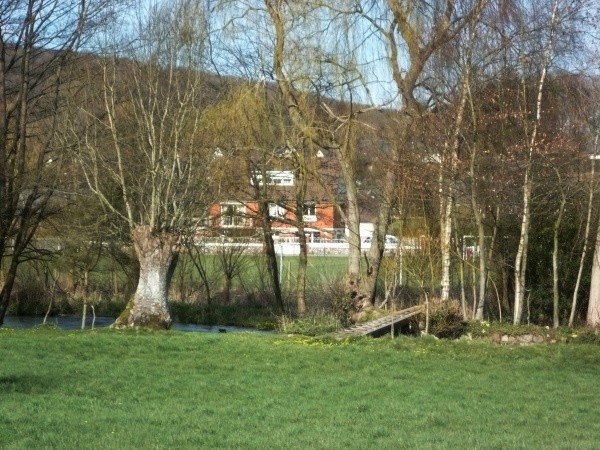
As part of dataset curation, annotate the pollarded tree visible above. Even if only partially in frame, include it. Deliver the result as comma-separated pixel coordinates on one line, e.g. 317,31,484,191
0,0,117,325
72,0,221,328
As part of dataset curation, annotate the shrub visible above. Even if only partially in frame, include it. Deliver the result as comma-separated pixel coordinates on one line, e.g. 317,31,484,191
569,328,600,345
427,300,466,339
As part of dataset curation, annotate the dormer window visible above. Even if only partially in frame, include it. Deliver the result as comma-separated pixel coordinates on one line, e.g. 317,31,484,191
252,170,294,186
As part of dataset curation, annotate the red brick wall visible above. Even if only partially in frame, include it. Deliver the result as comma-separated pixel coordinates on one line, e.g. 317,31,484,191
208,201,341,232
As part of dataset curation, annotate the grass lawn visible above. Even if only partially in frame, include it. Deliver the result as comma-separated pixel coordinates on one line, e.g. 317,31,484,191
1,329,599,449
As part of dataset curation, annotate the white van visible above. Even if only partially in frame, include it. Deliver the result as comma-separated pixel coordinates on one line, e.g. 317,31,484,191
362,235,399,248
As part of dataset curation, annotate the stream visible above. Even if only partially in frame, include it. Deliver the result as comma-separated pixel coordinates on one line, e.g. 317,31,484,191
3,315,271,333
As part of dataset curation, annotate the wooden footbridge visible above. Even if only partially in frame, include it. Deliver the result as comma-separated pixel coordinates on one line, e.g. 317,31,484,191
331,305,424,339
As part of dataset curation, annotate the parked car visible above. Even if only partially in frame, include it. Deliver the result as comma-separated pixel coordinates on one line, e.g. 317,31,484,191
362,235,399,248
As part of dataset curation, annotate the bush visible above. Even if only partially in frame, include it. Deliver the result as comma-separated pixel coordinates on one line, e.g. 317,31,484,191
427,300,466,339
567,328,600,345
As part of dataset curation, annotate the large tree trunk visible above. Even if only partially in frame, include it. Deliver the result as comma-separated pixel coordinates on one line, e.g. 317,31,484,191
363,142,399,307
113,225,178,329
0,258,18,326
344,171,366,315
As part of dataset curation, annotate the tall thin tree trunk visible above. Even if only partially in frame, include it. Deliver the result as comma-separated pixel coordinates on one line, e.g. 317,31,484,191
470,144,488,320
440,180,455,301
296,222,307,315
552,175,566,328
454,223,467,318
514,167,532,324
513,0,559,325
587,222,600,327
570,146,597,326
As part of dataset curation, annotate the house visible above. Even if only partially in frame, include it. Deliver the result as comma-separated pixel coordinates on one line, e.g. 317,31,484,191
206,149,345,242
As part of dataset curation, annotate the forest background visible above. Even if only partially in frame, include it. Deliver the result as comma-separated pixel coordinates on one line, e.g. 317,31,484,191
1,0,600,332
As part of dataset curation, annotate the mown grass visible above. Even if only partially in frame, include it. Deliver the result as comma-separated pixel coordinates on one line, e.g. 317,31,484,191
1,329,599,449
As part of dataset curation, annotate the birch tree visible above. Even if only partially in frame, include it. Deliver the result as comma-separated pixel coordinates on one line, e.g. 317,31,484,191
511,0,589,324
574,133,597,326
587,219,600,326
357,0,486,304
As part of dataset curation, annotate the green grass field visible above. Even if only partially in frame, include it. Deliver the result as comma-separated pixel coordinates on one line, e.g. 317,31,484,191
1,329,599,449
172,254,350,289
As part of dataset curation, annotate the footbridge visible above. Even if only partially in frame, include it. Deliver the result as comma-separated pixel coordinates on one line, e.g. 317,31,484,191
331,305,424,339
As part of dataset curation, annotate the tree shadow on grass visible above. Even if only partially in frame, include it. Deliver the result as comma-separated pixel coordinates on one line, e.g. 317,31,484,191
0,374,56,394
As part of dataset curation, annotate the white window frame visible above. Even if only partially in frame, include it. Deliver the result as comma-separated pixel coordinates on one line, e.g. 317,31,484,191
252,170,294,187
303,203,317,222
269,203,287,219
221,202,245,227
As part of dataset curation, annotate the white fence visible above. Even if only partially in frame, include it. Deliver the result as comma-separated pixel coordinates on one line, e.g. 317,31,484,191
197,236,421,256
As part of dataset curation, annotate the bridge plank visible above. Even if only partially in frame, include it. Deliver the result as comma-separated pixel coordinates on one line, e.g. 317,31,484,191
331,305,424,339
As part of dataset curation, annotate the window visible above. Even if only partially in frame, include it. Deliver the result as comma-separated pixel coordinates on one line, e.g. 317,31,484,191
269,203,287,219
221,202,245,227
302,203,317,222
252,170,294,186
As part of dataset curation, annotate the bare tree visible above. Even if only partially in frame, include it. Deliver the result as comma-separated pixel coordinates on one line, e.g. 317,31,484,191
214,239,250,305
572,133,597,326
0,0,117,325
241,0,370,315
587,221,600,326
354,0,487,306
73,0,219,328
512,0,571,324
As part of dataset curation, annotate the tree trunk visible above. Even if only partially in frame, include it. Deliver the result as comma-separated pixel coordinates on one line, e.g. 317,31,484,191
339,138,366,314
260,202,284,314
296,223,307,315
513,170,532,325
364,212,388,307
570,149,596,327
0,259,18,326
439,59,470,302
587,221,600,327
363,134,401,306
513,0,559,325
113,225,178,329
552,183,566,328
470,142,488,320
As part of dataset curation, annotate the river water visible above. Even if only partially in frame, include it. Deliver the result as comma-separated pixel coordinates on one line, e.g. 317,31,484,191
3,315,271,334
